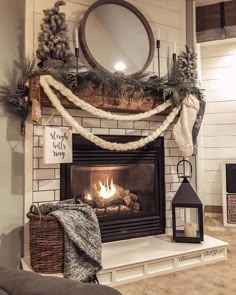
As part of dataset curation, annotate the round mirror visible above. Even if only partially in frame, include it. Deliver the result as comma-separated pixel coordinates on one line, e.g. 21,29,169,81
79,0,155,75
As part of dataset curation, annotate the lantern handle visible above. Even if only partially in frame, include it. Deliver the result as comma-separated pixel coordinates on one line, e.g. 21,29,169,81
177,159,192,180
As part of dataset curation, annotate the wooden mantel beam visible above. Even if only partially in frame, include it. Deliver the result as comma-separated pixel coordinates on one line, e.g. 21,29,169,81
29,76,170,125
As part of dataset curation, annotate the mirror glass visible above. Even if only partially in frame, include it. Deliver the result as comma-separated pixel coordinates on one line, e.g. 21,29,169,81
83,4,152,75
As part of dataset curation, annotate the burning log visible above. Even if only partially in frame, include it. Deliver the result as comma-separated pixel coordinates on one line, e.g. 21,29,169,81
85,180,140,213
94,205,132,216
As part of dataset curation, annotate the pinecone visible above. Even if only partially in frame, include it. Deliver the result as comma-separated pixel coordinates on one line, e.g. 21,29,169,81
63,73,77,89
177,45,198,82
148,75,159,81
16,83,29,97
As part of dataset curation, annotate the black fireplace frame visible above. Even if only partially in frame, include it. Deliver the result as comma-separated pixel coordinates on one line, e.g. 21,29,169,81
61,135,166,242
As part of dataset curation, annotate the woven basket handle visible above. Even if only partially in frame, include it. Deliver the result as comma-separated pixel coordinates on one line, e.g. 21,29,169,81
29,204,42,220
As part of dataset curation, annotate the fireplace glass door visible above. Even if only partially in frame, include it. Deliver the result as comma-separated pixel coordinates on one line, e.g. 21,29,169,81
71,164,157,218
61,135,165,242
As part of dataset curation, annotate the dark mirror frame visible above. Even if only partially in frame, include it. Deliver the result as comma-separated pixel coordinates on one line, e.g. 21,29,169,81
79,0,155,75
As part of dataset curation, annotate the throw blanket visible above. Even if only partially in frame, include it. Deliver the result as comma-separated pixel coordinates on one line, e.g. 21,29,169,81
36,199,102,282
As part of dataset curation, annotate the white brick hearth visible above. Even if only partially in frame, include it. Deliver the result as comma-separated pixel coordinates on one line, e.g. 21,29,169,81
22,235,228,286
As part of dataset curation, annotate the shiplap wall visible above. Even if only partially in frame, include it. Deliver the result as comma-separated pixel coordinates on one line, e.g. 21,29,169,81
199,39,236,206
25,0,186,75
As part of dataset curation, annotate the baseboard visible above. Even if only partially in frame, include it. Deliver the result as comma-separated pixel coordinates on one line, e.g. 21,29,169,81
204,205,223,214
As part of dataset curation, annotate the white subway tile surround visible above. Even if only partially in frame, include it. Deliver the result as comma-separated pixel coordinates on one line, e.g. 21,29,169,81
31,108,185,231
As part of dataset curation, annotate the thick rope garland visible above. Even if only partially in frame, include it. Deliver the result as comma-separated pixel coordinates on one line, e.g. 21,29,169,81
40,75,173,121
40,76,181,151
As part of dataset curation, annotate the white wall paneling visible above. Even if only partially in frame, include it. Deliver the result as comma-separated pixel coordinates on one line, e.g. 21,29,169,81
199,40,236,206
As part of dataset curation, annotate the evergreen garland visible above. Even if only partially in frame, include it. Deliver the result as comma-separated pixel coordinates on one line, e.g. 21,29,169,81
0,59,204,124
36,0,73,66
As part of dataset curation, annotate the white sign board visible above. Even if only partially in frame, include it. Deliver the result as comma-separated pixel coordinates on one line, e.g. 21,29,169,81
43,127,72,164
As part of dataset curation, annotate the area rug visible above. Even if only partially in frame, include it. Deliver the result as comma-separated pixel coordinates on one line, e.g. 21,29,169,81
115,217,236,295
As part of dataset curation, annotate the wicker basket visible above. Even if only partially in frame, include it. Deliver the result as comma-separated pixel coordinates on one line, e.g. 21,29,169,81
27,205,64,274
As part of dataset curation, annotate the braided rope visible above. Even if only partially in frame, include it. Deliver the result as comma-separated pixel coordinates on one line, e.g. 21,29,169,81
40,75,173,121
40,76,181,151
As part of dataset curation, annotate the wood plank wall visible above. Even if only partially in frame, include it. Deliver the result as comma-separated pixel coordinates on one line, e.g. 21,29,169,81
25,0,187,76
199,39,236,206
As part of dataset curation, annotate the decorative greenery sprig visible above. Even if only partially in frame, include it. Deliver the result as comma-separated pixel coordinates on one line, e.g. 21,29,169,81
0,59,36,119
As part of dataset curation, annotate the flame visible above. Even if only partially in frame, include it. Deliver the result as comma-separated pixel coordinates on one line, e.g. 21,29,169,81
85,193,92,201
98,177,116,199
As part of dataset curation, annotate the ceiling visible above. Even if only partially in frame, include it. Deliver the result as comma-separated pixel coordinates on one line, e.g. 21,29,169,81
195,0,232,7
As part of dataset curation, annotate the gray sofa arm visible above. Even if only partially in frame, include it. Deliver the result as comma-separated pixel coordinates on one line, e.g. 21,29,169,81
0,269,121,295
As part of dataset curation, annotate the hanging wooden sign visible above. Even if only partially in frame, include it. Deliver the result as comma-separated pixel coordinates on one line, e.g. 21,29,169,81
43,126,72,164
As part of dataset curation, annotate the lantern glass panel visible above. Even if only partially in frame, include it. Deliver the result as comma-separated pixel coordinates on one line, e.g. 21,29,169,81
175,207,200,238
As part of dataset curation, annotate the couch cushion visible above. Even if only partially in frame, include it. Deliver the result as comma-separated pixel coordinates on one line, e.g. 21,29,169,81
0,269,121,295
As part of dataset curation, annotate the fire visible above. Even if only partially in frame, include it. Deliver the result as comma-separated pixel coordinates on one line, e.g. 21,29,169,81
98,177,116,199
85,193,92,201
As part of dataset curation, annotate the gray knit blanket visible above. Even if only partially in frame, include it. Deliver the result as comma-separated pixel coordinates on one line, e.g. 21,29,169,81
37,199,102,282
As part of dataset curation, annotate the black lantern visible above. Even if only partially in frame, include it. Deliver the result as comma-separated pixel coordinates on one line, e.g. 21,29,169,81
172,160,204,243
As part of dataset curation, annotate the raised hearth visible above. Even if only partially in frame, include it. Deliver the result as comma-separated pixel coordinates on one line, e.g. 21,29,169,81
60,135,165,242
21,235,228,286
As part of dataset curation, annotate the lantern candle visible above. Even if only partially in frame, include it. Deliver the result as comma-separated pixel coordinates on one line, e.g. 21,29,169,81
184,223,197,237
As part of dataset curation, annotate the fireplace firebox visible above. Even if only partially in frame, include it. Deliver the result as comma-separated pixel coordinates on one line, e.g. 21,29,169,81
61,135,165,242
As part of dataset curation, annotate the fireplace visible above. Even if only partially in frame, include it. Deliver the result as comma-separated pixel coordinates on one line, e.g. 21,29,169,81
61,135,165,242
